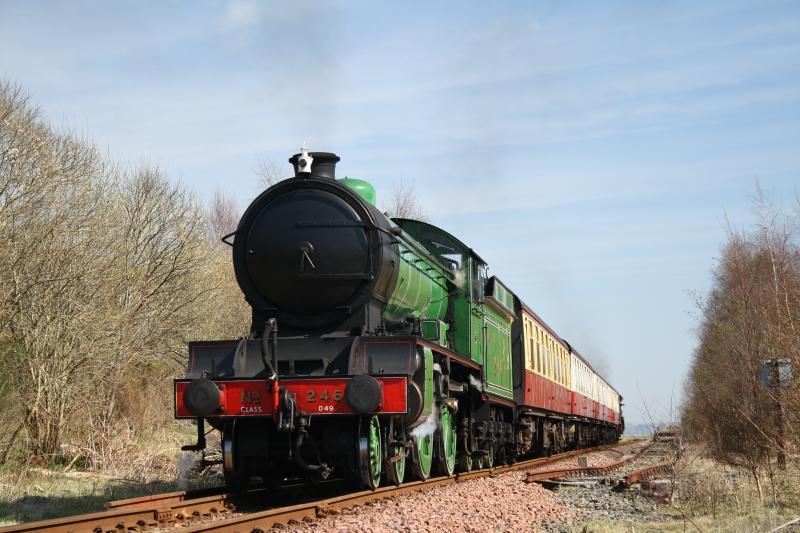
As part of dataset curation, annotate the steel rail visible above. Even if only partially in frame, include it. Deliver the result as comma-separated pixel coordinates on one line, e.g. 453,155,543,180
1,441,642,533
104,487,225,510
0,493,237,533
623,462,672,484
523,442,652,484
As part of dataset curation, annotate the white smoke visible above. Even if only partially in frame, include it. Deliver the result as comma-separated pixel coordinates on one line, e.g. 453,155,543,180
468,374,483,392
453,268,467,288
177,451,199,490
410,403,439,439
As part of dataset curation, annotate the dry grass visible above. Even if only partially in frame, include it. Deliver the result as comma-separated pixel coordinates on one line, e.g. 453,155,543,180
0,422,223,526
583,506,800,532
0,467,178,526
582,446,800,532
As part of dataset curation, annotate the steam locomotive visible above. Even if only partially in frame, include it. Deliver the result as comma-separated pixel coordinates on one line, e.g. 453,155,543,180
175,146,623,491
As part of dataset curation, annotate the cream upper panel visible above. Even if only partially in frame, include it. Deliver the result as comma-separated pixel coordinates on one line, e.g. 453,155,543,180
523,309,619,406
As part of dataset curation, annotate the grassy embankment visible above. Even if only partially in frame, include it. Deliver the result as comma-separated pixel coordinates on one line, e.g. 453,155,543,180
0,423,221,526
585,446,800,532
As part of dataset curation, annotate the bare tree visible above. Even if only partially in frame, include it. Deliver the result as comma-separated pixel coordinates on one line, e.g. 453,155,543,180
683,190,800,499
255,155,290,189
382,178,428,221
0,80,116,455
196,190,249,342
206,189,239,244
0,80,250,463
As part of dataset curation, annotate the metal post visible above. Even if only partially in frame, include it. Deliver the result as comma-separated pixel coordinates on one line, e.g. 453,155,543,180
772,360,786,470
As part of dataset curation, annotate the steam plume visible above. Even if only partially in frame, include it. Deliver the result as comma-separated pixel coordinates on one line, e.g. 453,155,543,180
468,374,483,392
410,404,439,439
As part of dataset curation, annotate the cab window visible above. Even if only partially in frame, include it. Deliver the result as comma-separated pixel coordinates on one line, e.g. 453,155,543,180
471,259,487,302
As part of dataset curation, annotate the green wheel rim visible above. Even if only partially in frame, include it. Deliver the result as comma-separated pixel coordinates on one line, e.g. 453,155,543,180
486,446,494,468
368,416,382,488
359,415,382,489
413,433,433,479
440,406,457,475
388,442,405,485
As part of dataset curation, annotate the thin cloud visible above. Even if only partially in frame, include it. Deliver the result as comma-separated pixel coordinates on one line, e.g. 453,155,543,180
219,0,262,32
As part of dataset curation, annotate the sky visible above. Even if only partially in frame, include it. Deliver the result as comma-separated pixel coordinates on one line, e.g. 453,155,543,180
2,0,799,427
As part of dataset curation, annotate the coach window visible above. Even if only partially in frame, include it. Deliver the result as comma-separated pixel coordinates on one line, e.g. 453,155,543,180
558,351,562,384
543,342,548,378
558,355,562,384
553,352,557,382
557,352,561,384
543,344,548,378
557,351,561,384
558,350,562,383
529,337,535,371
544,339,553,378
554,351,558,383
538,339,543,374
554,350,559,383
554,354,558,383
543,335,548,376
540,337,545,376
586,368,590,395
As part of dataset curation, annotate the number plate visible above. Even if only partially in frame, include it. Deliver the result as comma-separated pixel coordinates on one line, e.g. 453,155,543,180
294,380,347,413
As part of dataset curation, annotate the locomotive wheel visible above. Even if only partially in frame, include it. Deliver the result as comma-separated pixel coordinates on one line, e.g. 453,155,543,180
410,432,433,480
457,452,473,472
473,446,494,470
435,406,457,476
503,445,514,465
358,415,382,490
472,451,485,469
386,440,406,486
486,445,495,468
222,421,246,492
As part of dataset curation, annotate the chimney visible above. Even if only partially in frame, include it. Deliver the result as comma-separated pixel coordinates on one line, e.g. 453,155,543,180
288,144,340,179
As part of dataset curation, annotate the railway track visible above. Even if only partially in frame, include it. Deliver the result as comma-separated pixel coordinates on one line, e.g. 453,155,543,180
623,462,672,485
0,441,644,533
523,440,653,484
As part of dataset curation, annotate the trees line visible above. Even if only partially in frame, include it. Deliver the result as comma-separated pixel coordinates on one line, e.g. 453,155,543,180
0,80,427,468
0,81,250,466
683,188,800,495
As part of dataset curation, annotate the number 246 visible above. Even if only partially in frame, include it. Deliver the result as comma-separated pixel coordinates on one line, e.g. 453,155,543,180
306,389,343,403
